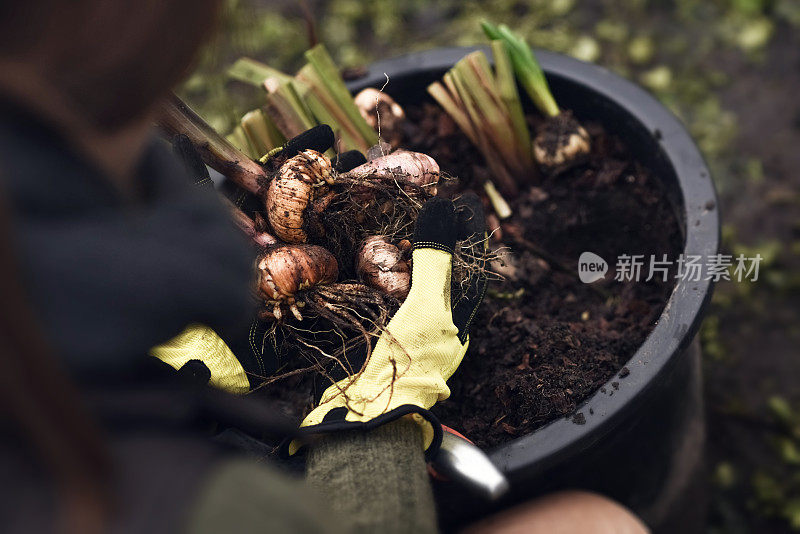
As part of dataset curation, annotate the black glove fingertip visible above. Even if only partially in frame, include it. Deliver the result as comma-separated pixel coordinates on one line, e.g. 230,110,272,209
282,124,335,159
333,150,367,173
413,197,458,253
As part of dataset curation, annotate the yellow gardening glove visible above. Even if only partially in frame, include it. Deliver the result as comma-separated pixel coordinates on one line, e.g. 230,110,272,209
289,195,487,456
150,324,251,394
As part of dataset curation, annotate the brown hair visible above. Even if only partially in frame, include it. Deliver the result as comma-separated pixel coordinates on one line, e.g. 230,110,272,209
0,0,224,130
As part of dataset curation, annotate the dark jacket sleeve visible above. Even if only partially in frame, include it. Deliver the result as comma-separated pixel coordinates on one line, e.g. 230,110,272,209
15,188,255,376
0,115,256,378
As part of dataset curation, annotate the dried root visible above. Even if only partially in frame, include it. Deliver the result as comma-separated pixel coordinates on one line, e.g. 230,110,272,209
250,281,397,391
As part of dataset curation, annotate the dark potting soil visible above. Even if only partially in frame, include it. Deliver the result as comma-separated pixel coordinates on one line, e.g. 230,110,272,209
256,103,682,451
403,103,683,448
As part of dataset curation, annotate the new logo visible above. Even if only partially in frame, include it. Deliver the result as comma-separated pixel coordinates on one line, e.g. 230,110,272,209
578,252,608,283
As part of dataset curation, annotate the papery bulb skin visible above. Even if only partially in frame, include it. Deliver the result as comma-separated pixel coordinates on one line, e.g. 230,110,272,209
343,150,439,198
356,236,411,300
256,244,338,302
266,149,333,243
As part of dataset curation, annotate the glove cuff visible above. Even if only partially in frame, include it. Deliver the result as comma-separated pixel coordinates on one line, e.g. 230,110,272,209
411,240,454,255
283,404,444,460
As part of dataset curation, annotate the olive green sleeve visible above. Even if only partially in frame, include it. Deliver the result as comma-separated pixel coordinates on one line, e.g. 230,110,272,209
187,457,342,534
306,418,438,534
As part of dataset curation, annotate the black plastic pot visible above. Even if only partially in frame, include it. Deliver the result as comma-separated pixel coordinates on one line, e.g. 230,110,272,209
347,47,719,532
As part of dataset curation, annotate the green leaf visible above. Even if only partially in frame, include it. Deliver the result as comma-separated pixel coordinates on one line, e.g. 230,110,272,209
482,21,559,117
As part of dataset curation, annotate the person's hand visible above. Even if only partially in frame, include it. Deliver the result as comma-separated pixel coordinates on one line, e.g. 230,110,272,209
290,194,487,456
149,323,253,393
151,127,367,394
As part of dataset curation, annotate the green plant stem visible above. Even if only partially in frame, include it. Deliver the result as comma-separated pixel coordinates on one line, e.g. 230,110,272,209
428,53,522,195
466,51,505,109
228,57,293,87
297,65,369,152
264,80,316,139
491,40,533,167
263,109,289,148
226,125,257,159
448,62,492,152
304,44,378,147
241,110,281,158
460,53,521,172
427,82,477,144
448,57,521,192
231,45,380,155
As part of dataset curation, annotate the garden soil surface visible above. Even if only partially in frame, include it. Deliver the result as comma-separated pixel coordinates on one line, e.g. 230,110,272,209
404,103,683,448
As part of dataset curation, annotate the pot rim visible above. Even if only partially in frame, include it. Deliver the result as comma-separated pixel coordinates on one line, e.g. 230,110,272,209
347,46,719,480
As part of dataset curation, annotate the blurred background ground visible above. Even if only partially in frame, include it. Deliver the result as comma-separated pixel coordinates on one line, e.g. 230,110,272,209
181,1,800,531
